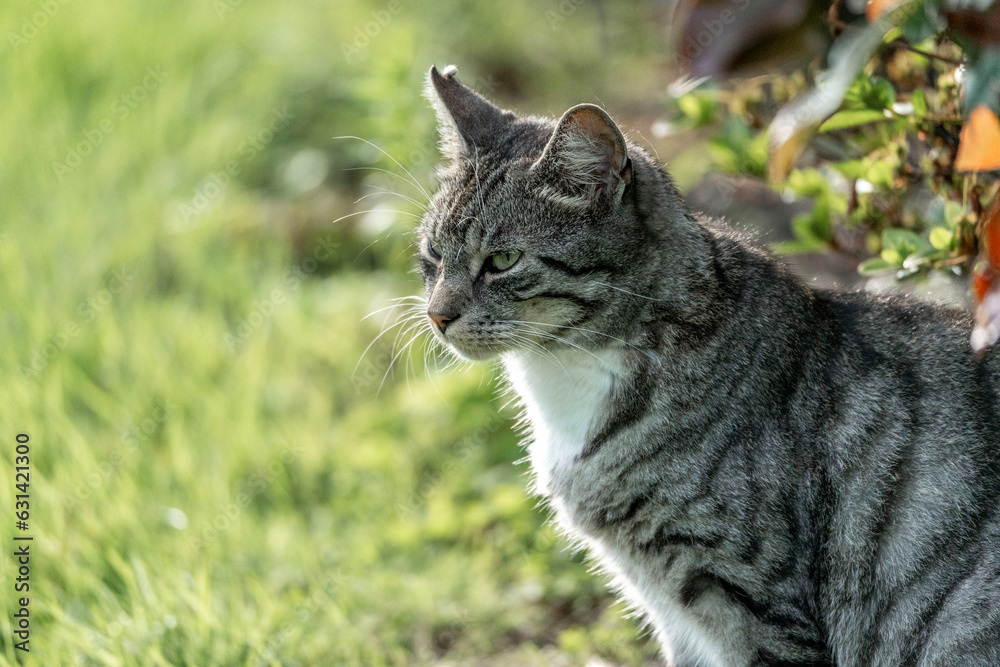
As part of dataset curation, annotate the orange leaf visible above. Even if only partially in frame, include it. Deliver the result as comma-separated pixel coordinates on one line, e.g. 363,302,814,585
956,106,1000,173
986,198,1000,270
866,0,901,22
971,269,1000,353
971,197,1000,353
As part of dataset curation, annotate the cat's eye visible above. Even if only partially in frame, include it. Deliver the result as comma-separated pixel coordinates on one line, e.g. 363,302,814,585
486,250,522,272
426,240,442,260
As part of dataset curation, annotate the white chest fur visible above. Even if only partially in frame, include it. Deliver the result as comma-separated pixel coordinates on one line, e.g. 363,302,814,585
503,348,733,667
502,348,622,494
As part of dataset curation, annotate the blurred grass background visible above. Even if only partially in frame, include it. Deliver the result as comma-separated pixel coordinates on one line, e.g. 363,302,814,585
0,0,710,664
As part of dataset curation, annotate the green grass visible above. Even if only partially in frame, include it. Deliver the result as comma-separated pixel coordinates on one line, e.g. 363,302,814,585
0,0,668,664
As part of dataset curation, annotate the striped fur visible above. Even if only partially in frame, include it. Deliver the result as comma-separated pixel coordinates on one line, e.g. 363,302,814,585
417,66,1000,666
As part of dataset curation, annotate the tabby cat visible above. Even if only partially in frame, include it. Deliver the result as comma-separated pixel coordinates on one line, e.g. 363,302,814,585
415,64,1000,666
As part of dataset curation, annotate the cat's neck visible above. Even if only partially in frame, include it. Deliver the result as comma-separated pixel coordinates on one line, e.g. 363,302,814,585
502,347,626,494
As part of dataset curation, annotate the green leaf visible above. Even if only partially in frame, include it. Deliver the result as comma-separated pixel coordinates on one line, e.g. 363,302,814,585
912,89,928,117
881,248,903,265
787,169,829,197
944,200,966,227
677,92,717,126
819,109,889,132
864,160,895,188
832,159,867,179
708,117,766,175
772,239,825,255
929,226,953,250
866,77,897,111
858,257,898,275
900,4,944,44
707,140,739,172
902,246,943,271
964,49,1000,116
882,228,927,252
881,228,931,267
792,208,834,245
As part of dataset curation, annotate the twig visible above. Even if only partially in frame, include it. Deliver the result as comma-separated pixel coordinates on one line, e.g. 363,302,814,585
890,39,964,67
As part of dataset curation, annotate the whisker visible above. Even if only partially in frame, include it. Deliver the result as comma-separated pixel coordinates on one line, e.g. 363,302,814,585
334,135,432,202
342,166,429,201
329,209,423,229
511,322,609,367
378,332,421,396
592,281,666,302
379,309,432,395
359,186,427,211
361,301,419,321
500,319,631,346
501,331,569,375
354,311,426,375
353,227,402,263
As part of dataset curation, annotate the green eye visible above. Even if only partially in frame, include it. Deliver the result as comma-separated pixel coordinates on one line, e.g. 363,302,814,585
426,240,441,260
487,250,521,272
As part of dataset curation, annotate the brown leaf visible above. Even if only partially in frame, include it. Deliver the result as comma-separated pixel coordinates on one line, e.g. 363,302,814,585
768,123,818,182
955,106,1000,173
944,5,1000,47
672,0,821,77
767,15,891,181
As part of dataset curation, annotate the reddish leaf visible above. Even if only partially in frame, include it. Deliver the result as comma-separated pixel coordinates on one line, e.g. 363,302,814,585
956,106,1000,173
971,198,1000,353
986,200,1000,269
866,0,902,22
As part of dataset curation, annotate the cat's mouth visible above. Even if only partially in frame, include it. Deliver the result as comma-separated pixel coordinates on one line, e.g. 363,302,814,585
437,337,504,362
430,318,566,362
430,325,512,362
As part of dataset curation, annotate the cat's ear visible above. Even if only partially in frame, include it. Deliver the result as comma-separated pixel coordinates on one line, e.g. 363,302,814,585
532,104,632,207
425,65,512,161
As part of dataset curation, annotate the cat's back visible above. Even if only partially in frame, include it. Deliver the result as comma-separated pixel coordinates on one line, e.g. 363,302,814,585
809,288,1000,435
798,288,1000,664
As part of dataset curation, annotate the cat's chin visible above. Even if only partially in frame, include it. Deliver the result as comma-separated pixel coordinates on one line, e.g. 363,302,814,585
443,342,503,362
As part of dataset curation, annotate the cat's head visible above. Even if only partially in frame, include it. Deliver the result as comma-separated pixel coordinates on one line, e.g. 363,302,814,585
418,65,705,362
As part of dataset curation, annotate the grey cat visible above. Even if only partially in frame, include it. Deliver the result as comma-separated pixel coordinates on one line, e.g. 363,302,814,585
415,64,1000,666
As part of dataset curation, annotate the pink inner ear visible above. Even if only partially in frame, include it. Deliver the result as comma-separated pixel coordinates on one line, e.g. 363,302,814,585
566,110,628,187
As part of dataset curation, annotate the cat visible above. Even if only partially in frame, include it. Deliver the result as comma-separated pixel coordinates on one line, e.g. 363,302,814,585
415,64,1000,666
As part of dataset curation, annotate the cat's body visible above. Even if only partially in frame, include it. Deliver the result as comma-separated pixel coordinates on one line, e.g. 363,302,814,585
417,65,1000,666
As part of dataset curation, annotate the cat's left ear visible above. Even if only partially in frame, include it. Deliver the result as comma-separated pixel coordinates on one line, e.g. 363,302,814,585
425,65,513,161
532,104,632,207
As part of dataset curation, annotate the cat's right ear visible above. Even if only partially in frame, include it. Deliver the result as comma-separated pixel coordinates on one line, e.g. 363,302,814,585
425,65,511,161
531,104,632,208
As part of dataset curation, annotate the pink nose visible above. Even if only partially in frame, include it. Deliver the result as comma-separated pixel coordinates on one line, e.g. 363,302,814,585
428,312,454,331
